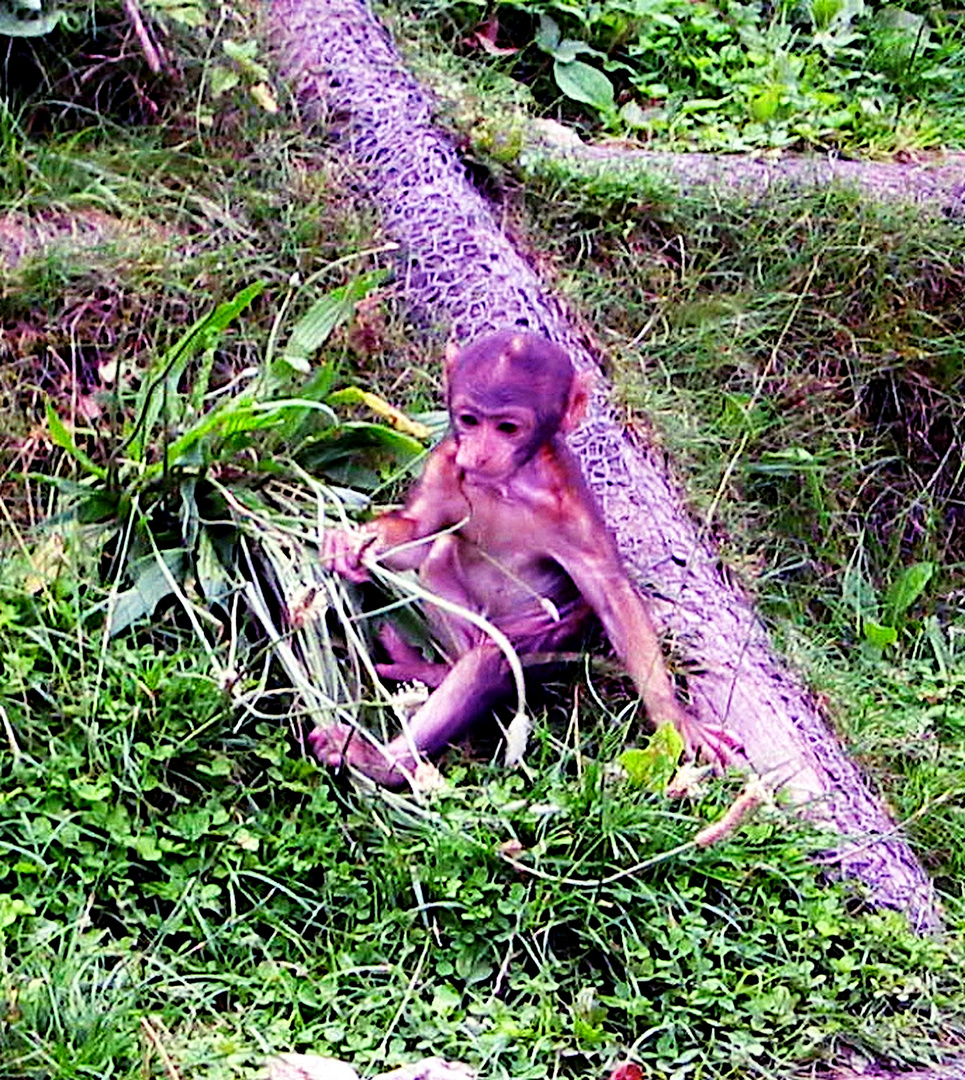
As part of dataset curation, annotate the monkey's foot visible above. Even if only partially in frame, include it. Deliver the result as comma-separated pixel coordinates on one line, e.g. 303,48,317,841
680,714,744,772
651,698,743,772
308,723,415,788
375,624,451,688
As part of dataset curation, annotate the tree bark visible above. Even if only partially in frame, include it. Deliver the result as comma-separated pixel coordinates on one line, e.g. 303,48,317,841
271,0,941,933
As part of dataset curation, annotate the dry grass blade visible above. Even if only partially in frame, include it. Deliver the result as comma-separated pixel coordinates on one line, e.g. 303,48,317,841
215,471,529,777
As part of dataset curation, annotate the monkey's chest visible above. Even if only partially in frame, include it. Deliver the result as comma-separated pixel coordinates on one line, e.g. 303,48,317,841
447,526,575,621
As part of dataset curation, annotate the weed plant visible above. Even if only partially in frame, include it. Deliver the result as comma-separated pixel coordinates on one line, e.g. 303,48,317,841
388,0,965,151
1,581,964,1079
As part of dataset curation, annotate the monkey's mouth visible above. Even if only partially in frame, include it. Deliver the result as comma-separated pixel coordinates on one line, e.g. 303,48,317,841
459,468,512,489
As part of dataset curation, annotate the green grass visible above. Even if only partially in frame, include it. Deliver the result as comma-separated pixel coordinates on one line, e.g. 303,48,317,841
516,162,965,897
2,582,963,1079
3,4,965,1078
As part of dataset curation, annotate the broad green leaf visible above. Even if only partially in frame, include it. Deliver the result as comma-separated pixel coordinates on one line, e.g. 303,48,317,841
146,0,207,27
148,398,339,478
842,563,878,621
551,39,580,63
132,281,265,461
875,4,926,46
535,13,560,53
749,87,781,122
0,897,36,929
196,529,235,609
283,294,348,369
680,97,724,113
551,38,604,63
863,620,898,649
618,723,684,792
133,835,163,861
884,561,934,622
108,552,186,636
222,37,270,81
811,0,844,31
209,65,240,97
282,272,386,370
297,422,424,490
553,59,615,113
273,362,340,441
76,491,119,523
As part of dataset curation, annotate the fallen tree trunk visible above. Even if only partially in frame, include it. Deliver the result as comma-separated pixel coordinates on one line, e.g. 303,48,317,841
272,0,941,933
524,121,965,214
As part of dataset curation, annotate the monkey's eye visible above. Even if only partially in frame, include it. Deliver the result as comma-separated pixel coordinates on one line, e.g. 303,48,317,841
497,421,520,436
459,413,479,427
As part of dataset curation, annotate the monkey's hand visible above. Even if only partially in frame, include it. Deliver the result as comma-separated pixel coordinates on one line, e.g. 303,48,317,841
655,697,743,772
321,526,376,583
308,723,413,788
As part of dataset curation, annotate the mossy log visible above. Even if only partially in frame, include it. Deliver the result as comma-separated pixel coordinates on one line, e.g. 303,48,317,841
524,122,965,215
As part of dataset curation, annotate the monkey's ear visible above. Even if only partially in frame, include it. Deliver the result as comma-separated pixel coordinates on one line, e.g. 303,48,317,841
560,369,593,433
443,341,460,385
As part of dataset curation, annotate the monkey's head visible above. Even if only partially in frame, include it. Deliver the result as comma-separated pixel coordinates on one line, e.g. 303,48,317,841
446,330,586,481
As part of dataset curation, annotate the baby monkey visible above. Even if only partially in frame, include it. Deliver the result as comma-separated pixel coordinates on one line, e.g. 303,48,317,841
312,330,734,785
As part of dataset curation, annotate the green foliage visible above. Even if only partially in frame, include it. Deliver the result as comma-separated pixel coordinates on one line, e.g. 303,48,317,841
518,165,965,909
0,583,962,1077
404,0,965,150
41,270,421,638
617,721,684,791
5,4,965,1077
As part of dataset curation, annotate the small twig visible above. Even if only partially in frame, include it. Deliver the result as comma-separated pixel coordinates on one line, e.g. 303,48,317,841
693,778,769,848
140,1016,181,1080
499,838,699,888
122,0,165,74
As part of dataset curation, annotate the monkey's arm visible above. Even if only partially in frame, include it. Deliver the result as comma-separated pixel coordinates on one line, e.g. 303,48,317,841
550,513,739,767
322,439,468,580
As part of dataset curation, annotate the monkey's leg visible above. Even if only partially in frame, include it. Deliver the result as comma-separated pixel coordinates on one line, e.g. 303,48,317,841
374,623,451,688
310,644,511,787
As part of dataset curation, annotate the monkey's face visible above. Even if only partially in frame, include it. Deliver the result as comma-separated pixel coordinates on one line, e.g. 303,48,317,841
450,395,538,481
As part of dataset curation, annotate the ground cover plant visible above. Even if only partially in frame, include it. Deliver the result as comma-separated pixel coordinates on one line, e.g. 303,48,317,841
3,2,965,1079
388,0,965,151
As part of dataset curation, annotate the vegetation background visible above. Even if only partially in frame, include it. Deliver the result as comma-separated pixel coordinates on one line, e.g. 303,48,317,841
2,0,965,1077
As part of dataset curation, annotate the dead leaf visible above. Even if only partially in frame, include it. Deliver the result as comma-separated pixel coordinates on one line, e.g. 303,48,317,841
466,17,518,56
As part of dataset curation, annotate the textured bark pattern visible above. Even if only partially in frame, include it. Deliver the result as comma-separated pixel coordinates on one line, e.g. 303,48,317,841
272,0,940,930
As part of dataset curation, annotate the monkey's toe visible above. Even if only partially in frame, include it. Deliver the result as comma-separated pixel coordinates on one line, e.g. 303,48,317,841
308,723,415,788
